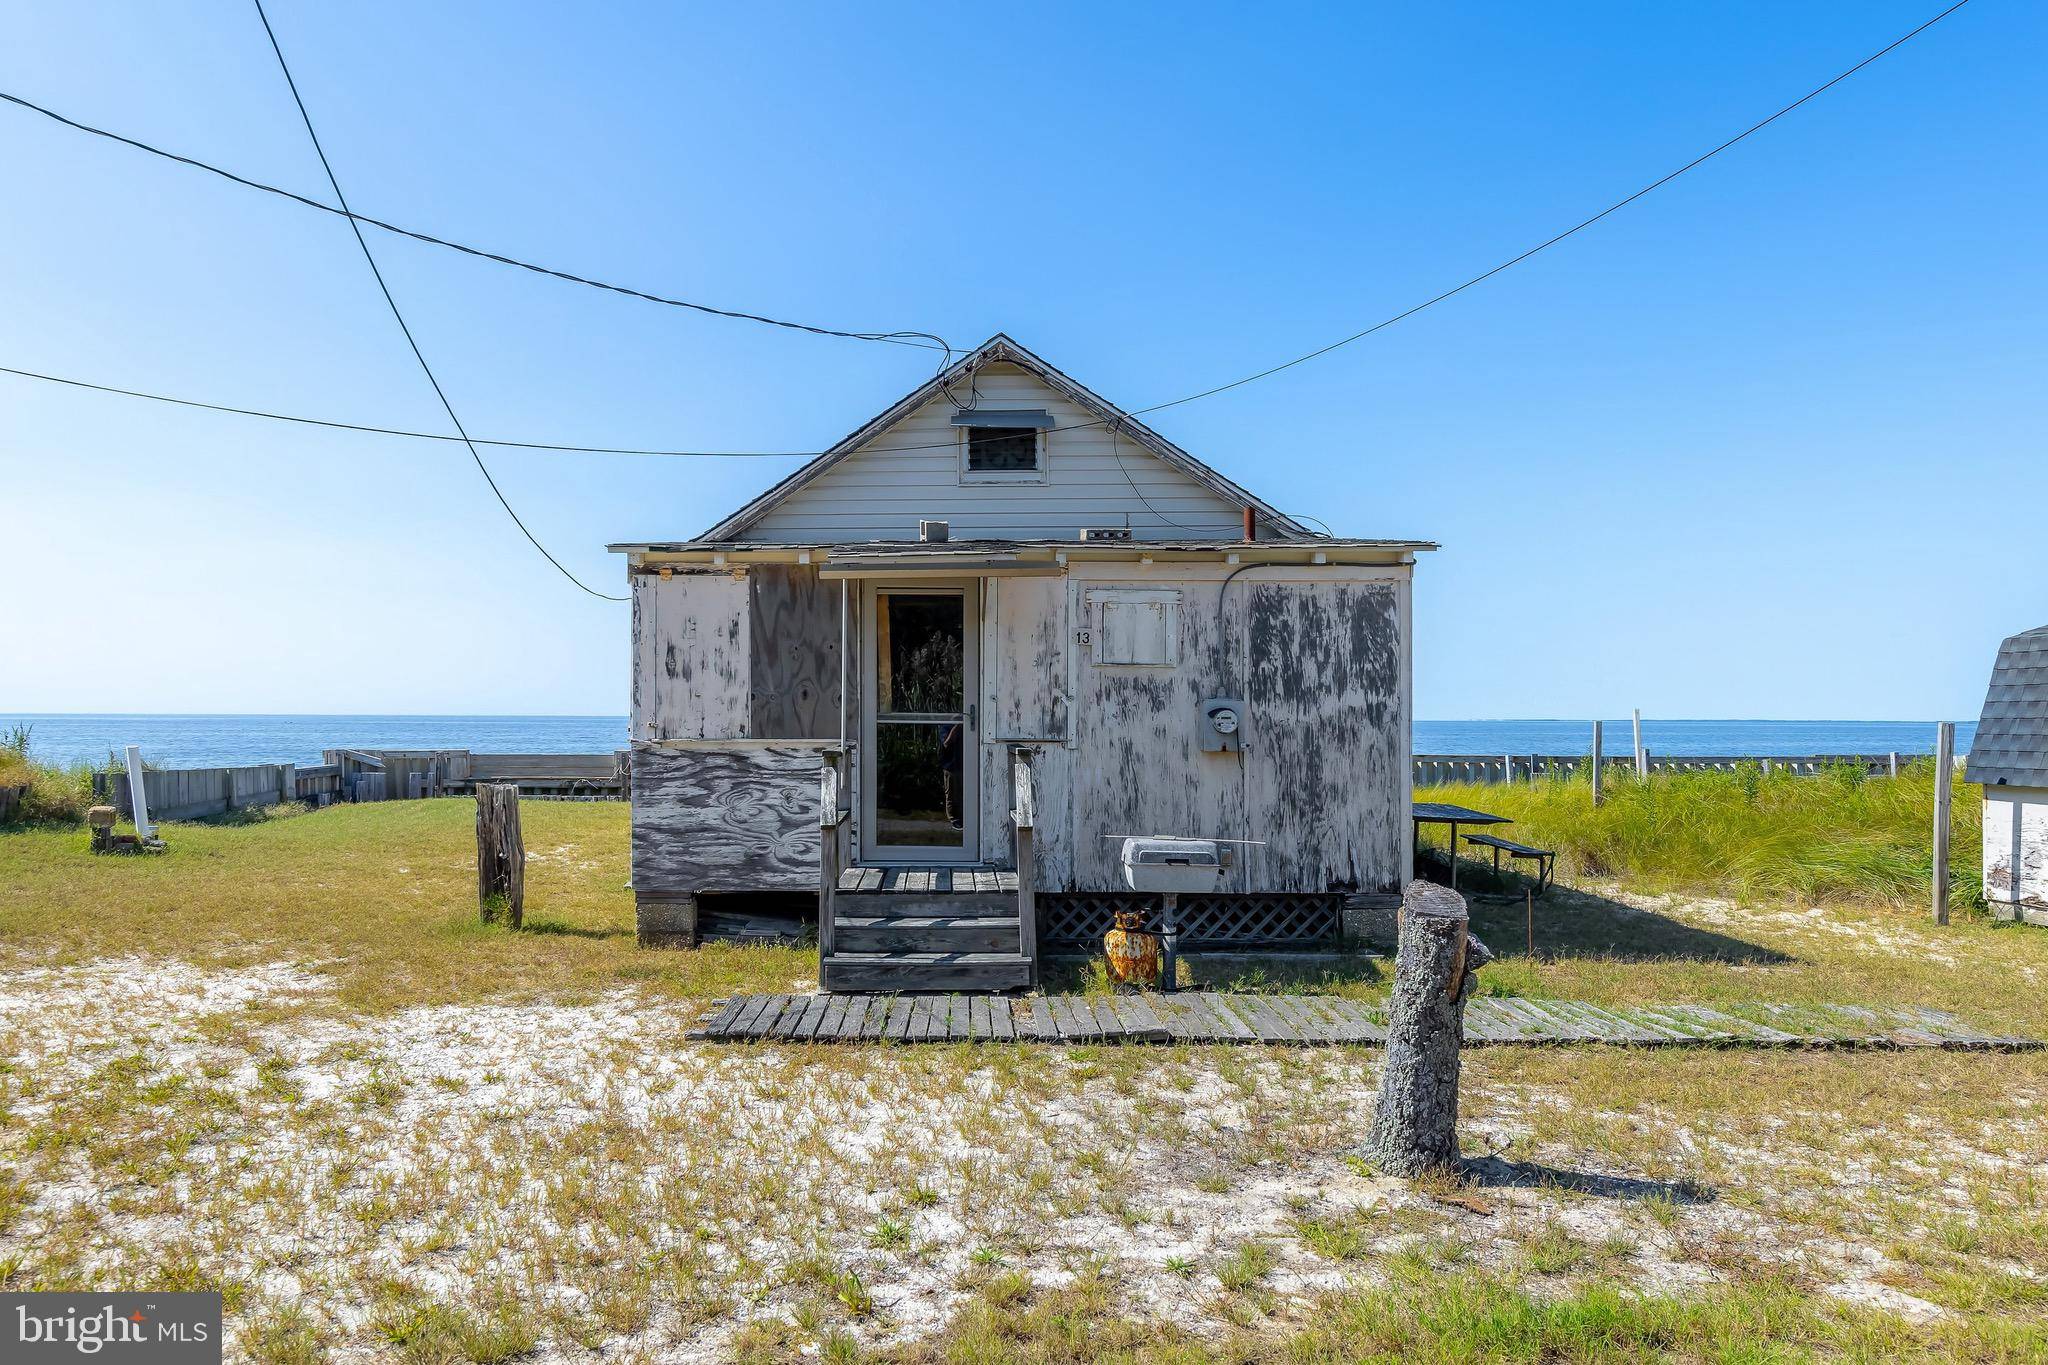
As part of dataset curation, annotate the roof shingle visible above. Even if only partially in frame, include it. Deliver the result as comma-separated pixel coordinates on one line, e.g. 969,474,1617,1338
1965,625,2048,788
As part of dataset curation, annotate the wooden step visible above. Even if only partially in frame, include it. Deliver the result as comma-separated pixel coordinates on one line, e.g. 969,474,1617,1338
838,868,1019,894
821,952,1033,993
832,892,1015,918
836,915,1021,954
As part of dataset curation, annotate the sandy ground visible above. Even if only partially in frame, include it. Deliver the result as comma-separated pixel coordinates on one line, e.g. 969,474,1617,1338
0,954,2029,1360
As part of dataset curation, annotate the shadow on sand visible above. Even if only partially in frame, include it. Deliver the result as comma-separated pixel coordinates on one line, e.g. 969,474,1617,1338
1460,1154,1716,1206
1416,849,1793,966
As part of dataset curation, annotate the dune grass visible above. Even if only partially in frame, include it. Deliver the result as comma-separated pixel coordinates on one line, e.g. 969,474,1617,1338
0,725,98,826
1419,760,1977,910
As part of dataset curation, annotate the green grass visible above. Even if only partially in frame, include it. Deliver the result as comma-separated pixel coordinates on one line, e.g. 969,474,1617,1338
1420,760,1977,909
886,1258,2048,1362
0,797,809,1012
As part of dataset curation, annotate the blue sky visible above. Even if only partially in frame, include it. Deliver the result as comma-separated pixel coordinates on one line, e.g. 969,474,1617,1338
2,1,2040,720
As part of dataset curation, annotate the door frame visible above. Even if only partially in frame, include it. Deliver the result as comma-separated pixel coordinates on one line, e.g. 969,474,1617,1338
858,578,981,864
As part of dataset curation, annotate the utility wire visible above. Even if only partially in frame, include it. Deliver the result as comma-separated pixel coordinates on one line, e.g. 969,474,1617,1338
0,88,949,354
250,0,623,601
1120,0,1975,420
6,1,1970,480
0,363,806,457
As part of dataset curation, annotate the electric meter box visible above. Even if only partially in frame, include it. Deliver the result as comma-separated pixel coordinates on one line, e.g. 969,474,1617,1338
1199,697,1244,753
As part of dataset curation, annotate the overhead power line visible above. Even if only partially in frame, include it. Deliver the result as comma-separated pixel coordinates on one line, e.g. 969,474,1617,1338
0,87,949,354
5,0,1971,479
250,0,624,601
1119,0,1976,420
0,363,806,457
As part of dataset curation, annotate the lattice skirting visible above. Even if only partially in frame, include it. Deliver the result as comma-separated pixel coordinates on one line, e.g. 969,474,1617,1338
1039,892,1343,951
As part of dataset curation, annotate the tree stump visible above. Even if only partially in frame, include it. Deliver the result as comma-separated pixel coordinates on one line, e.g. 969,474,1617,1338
1365,879,1493,1176
476,783,525,928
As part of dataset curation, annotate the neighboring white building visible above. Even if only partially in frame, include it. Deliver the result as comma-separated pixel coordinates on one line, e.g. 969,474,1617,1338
610,334,1435,990
1965,625,2048,926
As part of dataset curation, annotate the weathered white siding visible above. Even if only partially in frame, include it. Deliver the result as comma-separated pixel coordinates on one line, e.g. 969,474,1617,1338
631,556,1413,896
975,561,1411,894
631,571,750,741
740,364,1252,543
1984,786,2048,923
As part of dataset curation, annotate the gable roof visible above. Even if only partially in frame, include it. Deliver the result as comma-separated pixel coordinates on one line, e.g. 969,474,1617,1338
697,333,1317,542
1966,625,2048,788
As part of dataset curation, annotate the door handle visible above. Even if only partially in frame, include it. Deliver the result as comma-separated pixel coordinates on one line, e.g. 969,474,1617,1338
968,704,977,731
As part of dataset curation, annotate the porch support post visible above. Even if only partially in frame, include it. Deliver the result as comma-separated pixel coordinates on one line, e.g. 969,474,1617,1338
1011,747,1038,988
820,748,849,976
838,579,849,749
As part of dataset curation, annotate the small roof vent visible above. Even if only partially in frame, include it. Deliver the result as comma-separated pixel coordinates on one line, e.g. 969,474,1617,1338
1080,526,1132,541
919,519,950,543
950,409,1054,429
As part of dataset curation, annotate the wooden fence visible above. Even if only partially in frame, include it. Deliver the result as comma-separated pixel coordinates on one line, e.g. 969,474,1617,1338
110,764,298,822
104,748,630,823
1413,752,1920,787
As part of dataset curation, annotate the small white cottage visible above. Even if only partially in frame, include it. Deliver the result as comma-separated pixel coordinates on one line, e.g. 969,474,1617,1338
610,334,1434,990
1966,624,2048,926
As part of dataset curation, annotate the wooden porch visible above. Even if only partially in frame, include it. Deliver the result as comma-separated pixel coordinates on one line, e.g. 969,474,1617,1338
817,750,1040,993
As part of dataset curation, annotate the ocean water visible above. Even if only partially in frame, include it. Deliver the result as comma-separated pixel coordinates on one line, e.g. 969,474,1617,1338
1,714,1978,769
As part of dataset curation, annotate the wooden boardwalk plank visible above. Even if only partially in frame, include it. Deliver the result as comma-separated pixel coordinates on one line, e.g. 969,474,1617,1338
793,995,833,1042
882,996,913,1042
1114,993,1172,1043
1542,1000,1662,1045
1051,995,1092,1042
692,993,2040,1051
771,996,812,1041
1152,995,1205,1043
1483,998,1566,1041
1200,993,1259,1042
693,996,744,1040
729,994,779,1039
1238,995,1299,1044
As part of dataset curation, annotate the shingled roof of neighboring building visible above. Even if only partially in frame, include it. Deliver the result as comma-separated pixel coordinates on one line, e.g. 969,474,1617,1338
1965,625,2048,788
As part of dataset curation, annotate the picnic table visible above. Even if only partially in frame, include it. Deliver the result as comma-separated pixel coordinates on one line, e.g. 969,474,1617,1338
1410,801,1511,890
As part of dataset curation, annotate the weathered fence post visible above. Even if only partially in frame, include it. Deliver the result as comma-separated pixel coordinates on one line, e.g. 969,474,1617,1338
476,782,525,928
1590,721,1604,807
1932,722,1954,926
1632,709,1647,779
1366,880,1493,1176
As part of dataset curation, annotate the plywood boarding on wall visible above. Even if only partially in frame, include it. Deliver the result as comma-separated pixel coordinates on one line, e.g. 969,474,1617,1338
1241,579,1404,892
748,563,842,740
632,572,750,741
1059,564,1408,894
629,741,831,893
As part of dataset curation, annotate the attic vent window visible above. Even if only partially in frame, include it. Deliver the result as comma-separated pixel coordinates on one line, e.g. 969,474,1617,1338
967,427,1038,471
952,409,1051,484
